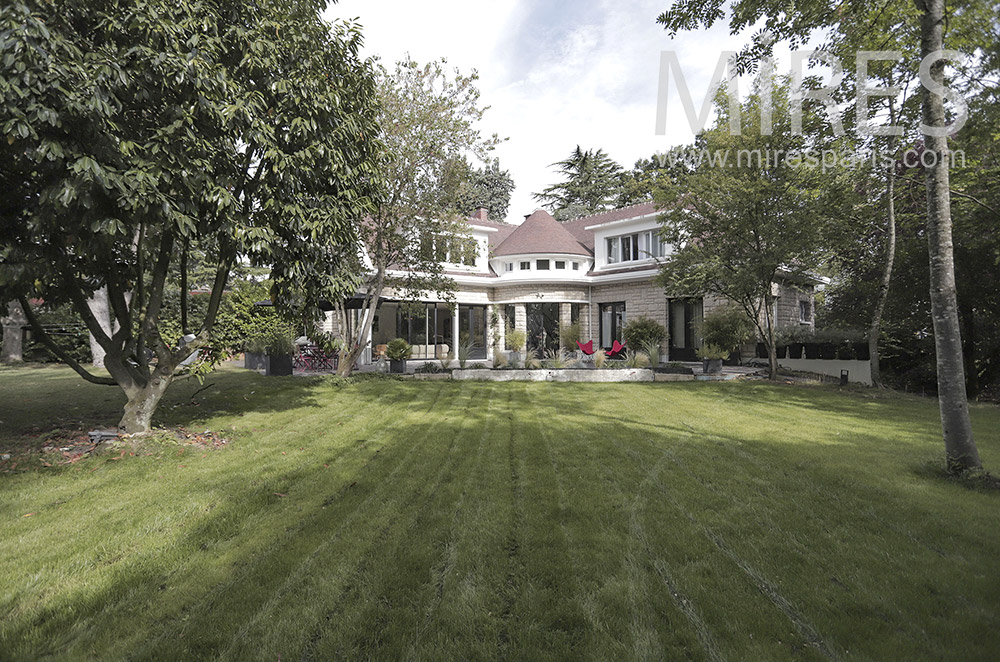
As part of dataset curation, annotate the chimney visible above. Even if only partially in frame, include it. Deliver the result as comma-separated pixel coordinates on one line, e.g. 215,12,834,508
473,207,489,222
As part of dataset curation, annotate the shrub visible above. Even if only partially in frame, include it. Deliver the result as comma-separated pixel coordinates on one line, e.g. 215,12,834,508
523,347,541,369
437,349,453,370
641,338,662,368
385,338,412,361
264,327,295,355
506,329,526,352
593,349,607,369
559,322,582,349
457,341,474,368
700,306,754,354
622,316,667,349
544,348,570,369
493,352,509,369
624,350,651,368
696,343,729,360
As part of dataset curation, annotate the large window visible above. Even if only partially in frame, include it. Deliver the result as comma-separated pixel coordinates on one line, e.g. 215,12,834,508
606,231,666,265
599,302,626,349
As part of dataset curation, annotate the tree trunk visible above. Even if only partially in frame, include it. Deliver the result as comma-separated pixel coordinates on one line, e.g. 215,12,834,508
119,369,174,434
2,300,27,363
918,0,981,472
869,147,897,388
86,287,114,368
337,299,377,377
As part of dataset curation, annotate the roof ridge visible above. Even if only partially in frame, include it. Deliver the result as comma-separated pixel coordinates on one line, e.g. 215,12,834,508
561,200,657,224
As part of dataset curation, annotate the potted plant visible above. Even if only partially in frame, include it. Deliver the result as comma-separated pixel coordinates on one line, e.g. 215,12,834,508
244,337,267,371
699,306,753,364
386,338,411,374
264,329,295,376
697,343,728,374
506,329,526,364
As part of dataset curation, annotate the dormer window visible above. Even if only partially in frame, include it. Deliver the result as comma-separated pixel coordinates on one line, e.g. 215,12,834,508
572,262,579,270
504,263,513,272
536,259,550,270
520,261,530,270
555,261,565,269
606,231,665,265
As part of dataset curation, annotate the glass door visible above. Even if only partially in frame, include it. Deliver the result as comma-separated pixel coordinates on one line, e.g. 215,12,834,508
599,302,626,350
526,303,559,354
459,305,488,359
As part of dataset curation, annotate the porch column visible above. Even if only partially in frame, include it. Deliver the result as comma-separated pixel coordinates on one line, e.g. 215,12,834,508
514,303,526,349
452,303,461,357
488,305,502,358
558,303,572,349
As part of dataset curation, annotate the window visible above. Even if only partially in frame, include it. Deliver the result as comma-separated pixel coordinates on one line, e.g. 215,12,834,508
504,263,513,272
572,262,579,270
536,259,550,270
520,261,530,270
606,231,666,264
799,300,812,323
599,302,626,349
571,303,582,325
555,260,565,269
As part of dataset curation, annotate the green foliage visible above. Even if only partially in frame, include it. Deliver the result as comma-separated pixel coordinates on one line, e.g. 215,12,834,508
622,316,667,349
700,306,755,353
593,349,607,369
22,304,89,364
696,344,729,360
385,338,412,362
559,322,582,349
457,342,474,369
641,338,662,368
533,146,626,221
506,329,526,352
623,350,651,369
448,158,515,221
0,0,382,429
543,349,571,369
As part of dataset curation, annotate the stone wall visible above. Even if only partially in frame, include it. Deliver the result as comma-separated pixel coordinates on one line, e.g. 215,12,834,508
590,280,669,355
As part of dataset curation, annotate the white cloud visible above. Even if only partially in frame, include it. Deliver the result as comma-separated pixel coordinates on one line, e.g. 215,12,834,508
325,0,809,222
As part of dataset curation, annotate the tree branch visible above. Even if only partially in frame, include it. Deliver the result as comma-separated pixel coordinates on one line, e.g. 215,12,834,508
17,296,117,386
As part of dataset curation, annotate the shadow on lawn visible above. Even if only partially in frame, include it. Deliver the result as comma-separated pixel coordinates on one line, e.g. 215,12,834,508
0,383,502,660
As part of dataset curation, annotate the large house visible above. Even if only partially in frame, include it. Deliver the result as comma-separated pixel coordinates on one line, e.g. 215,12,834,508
328,202,817,364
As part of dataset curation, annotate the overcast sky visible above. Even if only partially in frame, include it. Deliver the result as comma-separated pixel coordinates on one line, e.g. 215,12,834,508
325,0,802,223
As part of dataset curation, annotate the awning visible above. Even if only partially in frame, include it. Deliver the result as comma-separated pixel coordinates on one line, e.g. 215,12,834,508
253,296,383,312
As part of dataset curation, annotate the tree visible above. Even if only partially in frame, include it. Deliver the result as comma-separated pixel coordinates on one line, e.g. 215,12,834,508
533,146,625,220
1,300,27,363
448,158,515,221
655,80,839,379
335,58,501,376
0,0,381,432
656,0,985,472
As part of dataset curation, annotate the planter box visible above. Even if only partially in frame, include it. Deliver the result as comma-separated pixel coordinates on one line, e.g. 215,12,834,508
702,358,723,374
389,359,407,374
653,366,695,375
820,342,837,360
244,351,266,371
414,372,451,380
756,342,768,358
804,343,820,359
776,345,787,359
265,354,293,376
787,343,804,359
853,342,871,361
653,373,696,382
453,369,653,383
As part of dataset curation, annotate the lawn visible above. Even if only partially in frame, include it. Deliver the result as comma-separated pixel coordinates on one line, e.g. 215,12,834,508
1,364,998,661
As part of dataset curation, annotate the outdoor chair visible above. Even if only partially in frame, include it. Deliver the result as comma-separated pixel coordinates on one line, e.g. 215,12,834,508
607,340,626,359
576,340,595,356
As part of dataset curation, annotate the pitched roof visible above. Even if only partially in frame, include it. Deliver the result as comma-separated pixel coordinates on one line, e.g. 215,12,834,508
493,209,591,257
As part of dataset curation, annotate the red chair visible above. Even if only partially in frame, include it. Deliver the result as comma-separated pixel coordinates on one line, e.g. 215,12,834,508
576,340,595,355
607,340,626,359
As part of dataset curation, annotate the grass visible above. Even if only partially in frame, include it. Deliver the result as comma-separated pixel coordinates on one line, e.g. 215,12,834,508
1,363,998,660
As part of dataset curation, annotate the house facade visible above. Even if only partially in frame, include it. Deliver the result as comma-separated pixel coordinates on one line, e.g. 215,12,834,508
328,202,817,364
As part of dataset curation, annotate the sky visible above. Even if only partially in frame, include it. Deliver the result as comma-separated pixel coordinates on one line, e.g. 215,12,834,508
324,0,804,223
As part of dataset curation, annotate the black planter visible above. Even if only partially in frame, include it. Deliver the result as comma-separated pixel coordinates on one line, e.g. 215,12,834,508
776,345,787,359
390,359,407,374
244,351,266,370
265,354,293,376
853,342,871,361
820,342,837,360
756,342,768,358
788,343,803,359
703,358,723,374
804,343,820,359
